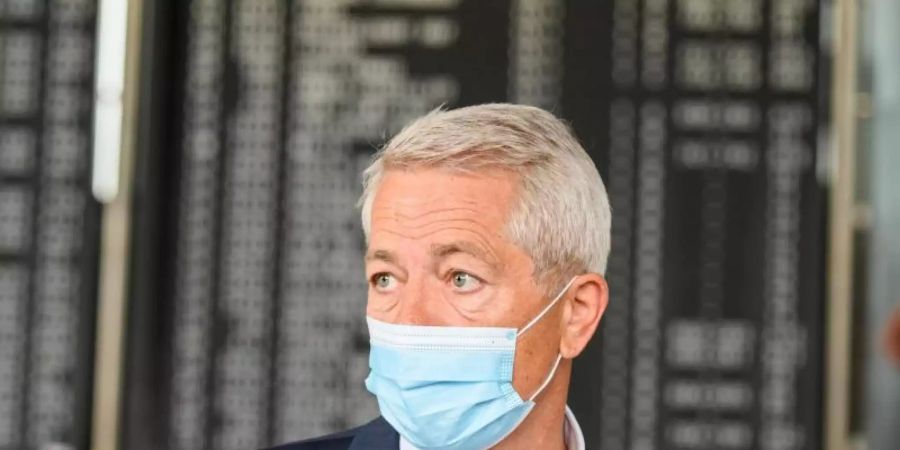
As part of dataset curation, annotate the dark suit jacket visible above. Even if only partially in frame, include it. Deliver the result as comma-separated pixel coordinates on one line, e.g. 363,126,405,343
265,417,399,450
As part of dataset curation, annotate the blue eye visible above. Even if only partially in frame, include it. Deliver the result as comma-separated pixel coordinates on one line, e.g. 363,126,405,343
450,271,482,292
371,273,397,291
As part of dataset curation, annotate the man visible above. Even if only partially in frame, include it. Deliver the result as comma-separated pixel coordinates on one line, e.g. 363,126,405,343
269,103,611,450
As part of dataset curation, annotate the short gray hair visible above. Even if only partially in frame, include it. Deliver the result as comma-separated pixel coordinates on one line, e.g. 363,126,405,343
359,103,611,290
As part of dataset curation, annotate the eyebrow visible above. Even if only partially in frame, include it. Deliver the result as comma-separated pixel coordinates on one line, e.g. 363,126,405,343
430,241,500,271
365,241,501,271
366,249,399,264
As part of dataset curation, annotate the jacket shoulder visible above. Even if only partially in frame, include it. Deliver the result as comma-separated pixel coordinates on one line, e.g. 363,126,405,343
262,419,379,450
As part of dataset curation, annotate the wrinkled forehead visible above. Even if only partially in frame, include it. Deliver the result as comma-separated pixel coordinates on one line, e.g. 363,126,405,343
369,168,519,231
366,168,525,263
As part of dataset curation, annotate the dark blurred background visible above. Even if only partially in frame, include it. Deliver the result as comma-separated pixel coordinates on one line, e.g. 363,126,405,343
0,0,897,449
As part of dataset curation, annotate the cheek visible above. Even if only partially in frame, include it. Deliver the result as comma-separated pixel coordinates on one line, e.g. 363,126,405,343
365,287,399,320
511,319,561,397
365,275,469,325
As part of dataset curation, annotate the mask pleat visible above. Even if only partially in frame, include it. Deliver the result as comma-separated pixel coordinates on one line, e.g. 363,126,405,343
369,344,514,382
368,373,521,415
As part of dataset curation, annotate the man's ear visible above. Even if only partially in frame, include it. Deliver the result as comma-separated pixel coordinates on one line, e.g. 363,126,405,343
559,273,608,358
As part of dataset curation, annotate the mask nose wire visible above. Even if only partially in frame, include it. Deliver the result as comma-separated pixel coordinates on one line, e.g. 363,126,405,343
516,276,578,338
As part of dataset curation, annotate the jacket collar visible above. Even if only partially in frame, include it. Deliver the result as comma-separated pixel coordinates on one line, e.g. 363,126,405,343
348,416,399,450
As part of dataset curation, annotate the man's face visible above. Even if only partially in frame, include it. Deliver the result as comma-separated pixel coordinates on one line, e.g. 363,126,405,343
365,167,565,397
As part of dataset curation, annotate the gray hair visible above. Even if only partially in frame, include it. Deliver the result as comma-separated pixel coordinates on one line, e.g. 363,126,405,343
358,103,611,290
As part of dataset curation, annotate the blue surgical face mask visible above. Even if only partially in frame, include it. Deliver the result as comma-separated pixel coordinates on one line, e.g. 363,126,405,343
364,277,578,450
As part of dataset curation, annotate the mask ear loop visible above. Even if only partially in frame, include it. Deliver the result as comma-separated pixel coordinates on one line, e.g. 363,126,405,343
516,276,577,402
516,276,578,337
528,353,563,402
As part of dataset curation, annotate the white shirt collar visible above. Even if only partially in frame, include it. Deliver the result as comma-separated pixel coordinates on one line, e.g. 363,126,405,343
399,405,585,450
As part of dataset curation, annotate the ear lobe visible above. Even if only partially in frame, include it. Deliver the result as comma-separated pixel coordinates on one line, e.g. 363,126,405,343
559,274,608,358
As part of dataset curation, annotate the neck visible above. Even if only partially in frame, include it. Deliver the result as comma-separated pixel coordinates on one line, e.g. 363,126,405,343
491,361,570,450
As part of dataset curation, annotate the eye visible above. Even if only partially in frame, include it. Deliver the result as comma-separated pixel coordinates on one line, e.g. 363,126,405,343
450,271,482,292
370,273,397,292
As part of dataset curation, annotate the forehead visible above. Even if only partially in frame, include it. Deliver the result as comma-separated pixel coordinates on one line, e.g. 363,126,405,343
366,167,539,284
369,168,519,232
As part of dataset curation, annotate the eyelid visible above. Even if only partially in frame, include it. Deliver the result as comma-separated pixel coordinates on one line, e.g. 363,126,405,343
369,272,400,292
438,253,497,279
368,259,408,280
446,270,485,293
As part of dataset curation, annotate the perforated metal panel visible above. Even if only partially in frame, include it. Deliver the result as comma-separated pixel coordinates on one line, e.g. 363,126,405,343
143,1,825,449
567,1,824,449
161,2,511,449
0,0,99,449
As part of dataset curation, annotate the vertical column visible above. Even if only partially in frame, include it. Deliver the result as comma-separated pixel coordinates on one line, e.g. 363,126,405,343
760,0,816,448
212,1,283,449
642,0,669,90
760,103,810,450
600,99,635,450
0,263,27,444
631,101,666,450
629,1,670,448
169,1,224,449
0,2,41,444
611,0,638,87
277,1,372,439
601,1,641,447
26,0,95,447
509,0,564,108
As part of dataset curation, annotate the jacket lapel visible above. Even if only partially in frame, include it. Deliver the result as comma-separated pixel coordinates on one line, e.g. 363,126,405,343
348,416,399,450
